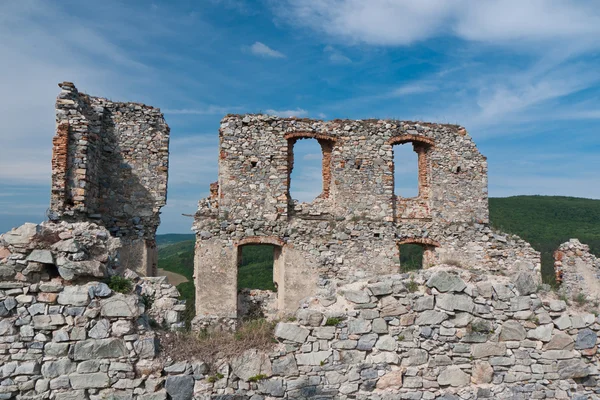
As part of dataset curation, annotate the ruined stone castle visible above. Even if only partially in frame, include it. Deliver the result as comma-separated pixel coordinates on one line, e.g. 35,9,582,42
0,85,598,399
193,115,540,324
49,82,170,276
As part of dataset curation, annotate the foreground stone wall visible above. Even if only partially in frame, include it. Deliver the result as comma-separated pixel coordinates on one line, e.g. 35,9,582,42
50,82,170,276
185,268,599,400
0,223,185,399
0,221,596,399
193,115,540,324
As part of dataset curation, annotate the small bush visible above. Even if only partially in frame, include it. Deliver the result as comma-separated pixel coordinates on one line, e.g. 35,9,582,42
573,292,588,306
397,334,405,341
406,279,419,293
141,294,154,310
207,372,224,383
325,317,343,326
248,374,268,382
108,276,133,294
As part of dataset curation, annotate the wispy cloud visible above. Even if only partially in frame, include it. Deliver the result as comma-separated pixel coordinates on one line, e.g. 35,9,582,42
249,41,286,58
265,108,307,117
390,82,436,97
324,45,351,64
272,0,600,52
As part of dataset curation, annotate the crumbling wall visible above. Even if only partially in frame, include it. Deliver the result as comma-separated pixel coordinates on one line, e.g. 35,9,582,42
193,115,540,325
50,82,170,276
0,222,185,399
555,239,600,301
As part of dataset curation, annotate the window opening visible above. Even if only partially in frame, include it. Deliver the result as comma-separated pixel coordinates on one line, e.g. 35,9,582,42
393,143,419,198
288,138,332,203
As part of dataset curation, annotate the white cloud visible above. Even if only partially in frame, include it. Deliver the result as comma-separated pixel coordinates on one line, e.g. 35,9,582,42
324,45,351,64
265,108,308,117
390,82,436,97
272,0,600,52
249,41,286,58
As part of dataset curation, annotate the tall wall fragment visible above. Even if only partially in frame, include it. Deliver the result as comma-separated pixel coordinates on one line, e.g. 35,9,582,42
50,82,170,276
193,115,540,326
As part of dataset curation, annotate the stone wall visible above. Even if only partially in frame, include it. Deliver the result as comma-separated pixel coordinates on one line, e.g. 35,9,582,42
178,268,600,399
555,239,600,302
50,82,170,276
193,115,540,324
0,221,597,399
0,222,185,399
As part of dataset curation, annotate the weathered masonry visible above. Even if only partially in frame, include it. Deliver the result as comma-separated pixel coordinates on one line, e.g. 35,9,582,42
50,82,170,276
193,115,540,325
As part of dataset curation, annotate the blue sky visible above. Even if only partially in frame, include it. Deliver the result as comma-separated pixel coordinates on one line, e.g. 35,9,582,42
1,0,599,234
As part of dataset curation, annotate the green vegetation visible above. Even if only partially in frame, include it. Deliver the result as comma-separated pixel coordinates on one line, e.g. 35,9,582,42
406,278,419,293
325,317,343,326
490,196,600,284
248,374,268,382
399,243,424,272
238,245,276,291
156,234,195,248
108,276,133,294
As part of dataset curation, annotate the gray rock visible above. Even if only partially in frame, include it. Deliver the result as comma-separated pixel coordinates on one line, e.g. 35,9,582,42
41,358,75,378
69,372,110,389
89,319,110,339
372,318,388,334
344,290,370,304
348,318,371,334
514,271,537,295
100,294,140,318
426,271,466,293
438,366,470,387
295,309,323,327
415,310,448,325
437,294,474,313
165,375,194,400
134,337,158,359
549,300,567,312
90,282,112,297
32,315,65,330
553,315,572,330
73,338,128,360
357,333,378,350
402,349,428,366
57,286,89,307
375,335,397,351
258,378,285,397
499,320,526,341
295,350,331,366
413,296,434,311
3,223,37,246
557,359,591,379
313,326,335,339
527,324,553,342
272,354,298,376
472,343,506,358
231,349,272,381
274,323,309,343
26,250,54,264
58,260,106,281
368,282,392,296
575,328,597,350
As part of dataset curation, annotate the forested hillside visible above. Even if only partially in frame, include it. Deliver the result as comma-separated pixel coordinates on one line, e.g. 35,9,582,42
489,196,600,282
158,196,600,315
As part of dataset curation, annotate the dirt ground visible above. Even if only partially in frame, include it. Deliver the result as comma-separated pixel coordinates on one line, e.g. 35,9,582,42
156,268,188,286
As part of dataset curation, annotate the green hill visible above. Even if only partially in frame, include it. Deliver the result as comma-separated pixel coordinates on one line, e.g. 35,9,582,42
157,195,600,320
489,196,600,283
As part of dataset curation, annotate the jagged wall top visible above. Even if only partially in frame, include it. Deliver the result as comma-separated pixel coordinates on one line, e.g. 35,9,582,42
50,82,170,242
212,114,488,226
